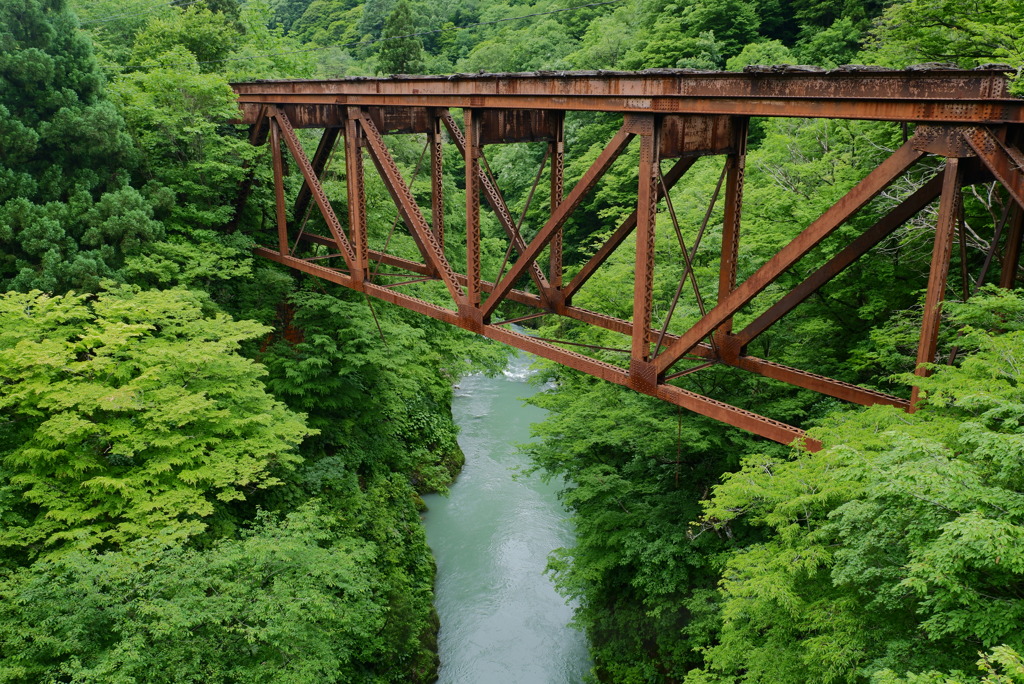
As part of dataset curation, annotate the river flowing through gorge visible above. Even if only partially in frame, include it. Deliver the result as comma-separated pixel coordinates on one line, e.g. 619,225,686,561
421,352,592,683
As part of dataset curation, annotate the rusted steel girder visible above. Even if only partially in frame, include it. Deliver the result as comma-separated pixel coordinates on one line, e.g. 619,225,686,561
910,159,964,409
293,127,339,222
652,139,928,375
273,108,356,271
232,68,1022,125
734,173,946,348
232,69,1024,452
441,110,554,301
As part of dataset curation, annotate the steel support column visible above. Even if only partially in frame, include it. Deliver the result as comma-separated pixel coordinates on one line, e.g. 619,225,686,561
464,109,482,314
269,118,289,255
911,158,963,409
345,108,368,282
1001,204,1024,289
549,112,566,293
631,115,660,387
714,117,748,359
430,111,445,248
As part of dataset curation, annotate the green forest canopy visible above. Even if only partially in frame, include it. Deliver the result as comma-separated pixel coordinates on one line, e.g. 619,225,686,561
0,0,1023,681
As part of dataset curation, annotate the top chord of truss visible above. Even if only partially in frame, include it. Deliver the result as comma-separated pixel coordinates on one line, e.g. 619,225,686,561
232,67,1023,126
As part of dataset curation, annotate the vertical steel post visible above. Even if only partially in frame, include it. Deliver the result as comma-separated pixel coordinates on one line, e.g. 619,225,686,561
714,118,749,359
345,108,368,282
1000,203,1024,289
631,115,660,388
269,117,289,256
549,112,566,290
430,111,445,249
464,109,482,313
911,158,963,409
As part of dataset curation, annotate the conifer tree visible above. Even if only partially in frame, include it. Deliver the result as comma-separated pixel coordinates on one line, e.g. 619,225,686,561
0,0,136,203
376,0,424,75
0,0,161,292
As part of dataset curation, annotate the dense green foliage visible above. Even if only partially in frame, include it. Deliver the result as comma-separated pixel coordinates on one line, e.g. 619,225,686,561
0,0,134,202
2,0,1023,679
692,289,1024,682
377,0,425,75
0,0,162,292
868,0,1024,75
0,0,488,679
0,286,309,560
0,503,394,682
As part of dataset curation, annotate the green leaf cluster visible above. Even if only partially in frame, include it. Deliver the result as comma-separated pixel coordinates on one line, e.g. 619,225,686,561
0,500,427,683
259,288,500,493
868,0,1024,72
110,53,256,234
0,286,311,559
526,364,780,680
690,289,1024,681
0,0,169,292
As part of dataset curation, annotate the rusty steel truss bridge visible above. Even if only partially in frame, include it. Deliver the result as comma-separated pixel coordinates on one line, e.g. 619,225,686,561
230,68,1024,451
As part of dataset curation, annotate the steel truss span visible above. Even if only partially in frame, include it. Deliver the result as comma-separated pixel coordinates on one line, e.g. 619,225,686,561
230,68,1024,451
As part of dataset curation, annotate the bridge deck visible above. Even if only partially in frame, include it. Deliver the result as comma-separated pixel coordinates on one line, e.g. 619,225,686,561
232,67,1022,124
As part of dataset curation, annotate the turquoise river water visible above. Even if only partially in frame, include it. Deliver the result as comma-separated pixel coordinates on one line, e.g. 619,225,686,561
421,353,592,683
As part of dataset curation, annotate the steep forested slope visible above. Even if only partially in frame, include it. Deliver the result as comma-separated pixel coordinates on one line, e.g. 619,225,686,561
0,1,499,680
2,0,1023,681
